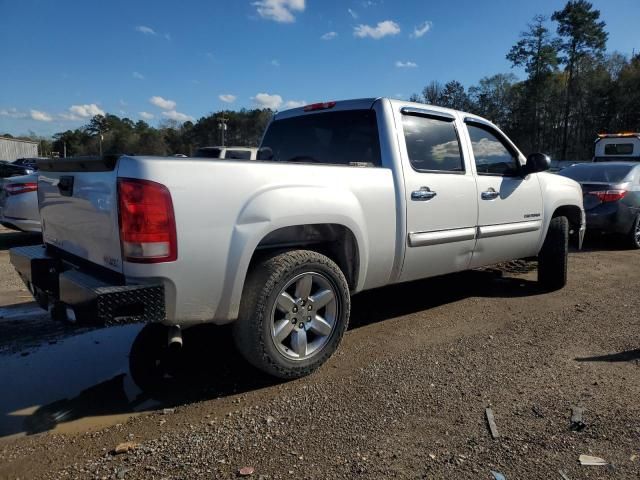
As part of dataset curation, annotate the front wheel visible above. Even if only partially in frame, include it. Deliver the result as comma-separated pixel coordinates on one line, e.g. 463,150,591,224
233,250,351,379
538,216,569,291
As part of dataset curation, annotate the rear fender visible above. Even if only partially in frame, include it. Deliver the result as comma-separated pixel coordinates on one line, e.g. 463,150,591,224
214,185,369,322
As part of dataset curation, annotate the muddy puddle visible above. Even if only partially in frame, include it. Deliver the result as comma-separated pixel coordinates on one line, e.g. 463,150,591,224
0,316,278,440
0,323,152,438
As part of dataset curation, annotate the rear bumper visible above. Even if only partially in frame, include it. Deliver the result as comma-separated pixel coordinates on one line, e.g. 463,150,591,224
10,245,165,326
585,203,636,234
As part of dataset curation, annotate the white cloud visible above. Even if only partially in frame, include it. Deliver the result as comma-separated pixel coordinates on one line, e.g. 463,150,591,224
253,93,283,109
354,20,400,39
149,96,177,110
395,60,418,68
321,31,338,40
471,138,509,158
411,20,432,38
0,108,27,119
219,94,237,103
135,25,156,35
59,112,80,121
348,8,358,19
161,110,194,122
139,112,154,120
284,100,306,108
271,59,280,67
132,71,144,80
164,33,171,41
253,0,305,23
30,110,53,122
69,103,105,118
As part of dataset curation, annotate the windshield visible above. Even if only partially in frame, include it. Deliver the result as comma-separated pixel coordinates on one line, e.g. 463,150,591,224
558,164,634,183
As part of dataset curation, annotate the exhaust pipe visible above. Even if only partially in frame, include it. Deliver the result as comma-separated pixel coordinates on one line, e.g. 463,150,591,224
167,325,183,350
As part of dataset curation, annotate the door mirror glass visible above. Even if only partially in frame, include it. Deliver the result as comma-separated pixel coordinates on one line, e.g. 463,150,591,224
523,153,551,174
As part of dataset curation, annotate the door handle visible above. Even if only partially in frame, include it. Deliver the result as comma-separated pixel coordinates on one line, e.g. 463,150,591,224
411,187,437,201
481,188,499,200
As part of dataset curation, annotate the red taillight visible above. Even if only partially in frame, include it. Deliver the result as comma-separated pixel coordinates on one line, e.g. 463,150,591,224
5,182,37,196
117,178,177,263
303,101,336,112
588,189,627,202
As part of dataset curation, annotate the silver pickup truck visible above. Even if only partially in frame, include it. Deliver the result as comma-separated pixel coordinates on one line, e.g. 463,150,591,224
11,98,585,378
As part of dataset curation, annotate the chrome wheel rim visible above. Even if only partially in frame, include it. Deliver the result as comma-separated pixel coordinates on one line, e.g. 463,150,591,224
635,219,640,246
270,272,338,361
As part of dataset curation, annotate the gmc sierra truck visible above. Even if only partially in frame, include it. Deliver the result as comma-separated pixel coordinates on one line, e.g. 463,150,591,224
11,98,585,379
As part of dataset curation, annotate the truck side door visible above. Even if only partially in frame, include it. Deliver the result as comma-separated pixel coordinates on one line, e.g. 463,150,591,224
397,107,478,282
463,118,543,267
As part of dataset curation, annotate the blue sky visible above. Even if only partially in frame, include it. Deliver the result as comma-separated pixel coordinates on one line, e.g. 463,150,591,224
1,0,639,137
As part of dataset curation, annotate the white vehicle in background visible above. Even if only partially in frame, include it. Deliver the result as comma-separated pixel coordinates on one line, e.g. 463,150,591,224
594,132,640,162
11,98,585,379
194,146,258,160
0,173,41,233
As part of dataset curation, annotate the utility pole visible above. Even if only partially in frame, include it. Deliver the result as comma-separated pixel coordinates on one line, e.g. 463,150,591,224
99,133,103,157
217,113,228,146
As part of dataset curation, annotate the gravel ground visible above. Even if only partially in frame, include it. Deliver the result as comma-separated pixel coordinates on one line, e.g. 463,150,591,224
0,226,638,479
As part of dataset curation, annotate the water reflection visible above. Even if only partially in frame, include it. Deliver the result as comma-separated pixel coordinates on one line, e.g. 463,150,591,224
1,323,277,438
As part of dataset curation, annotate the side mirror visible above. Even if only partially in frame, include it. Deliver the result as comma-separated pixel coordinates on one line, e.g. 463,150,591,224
522,153,551,175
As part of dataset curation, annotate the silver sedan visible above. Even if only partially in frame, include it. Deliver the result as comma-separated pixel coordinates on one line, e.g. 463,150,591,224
0,174,41,233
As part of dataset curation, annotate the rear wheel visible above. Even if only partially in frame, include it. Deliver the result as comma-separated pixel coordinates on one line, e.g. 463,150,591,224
538,216,569,291
627,214,640,249
233,250,350,379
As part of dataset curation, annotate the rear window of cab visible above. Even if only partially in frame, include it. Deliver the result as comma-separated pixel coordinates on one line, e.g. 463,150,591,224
259,110,382,167
604,143,634,155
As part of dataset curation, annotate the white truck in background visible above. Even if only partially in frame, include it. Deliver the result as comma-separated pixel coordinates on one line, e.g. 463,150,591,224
594,132,640,162
11,98,585,379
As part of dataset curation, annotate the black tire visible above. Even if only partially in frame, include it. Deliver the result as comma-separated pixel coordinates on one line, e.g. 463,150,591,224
232,250,350,379
627,214,640,249
538,216,569,291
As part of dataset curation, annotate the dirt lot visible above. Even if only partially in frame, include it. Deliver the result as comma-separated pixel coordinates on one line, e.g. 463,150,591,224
0,225,638,479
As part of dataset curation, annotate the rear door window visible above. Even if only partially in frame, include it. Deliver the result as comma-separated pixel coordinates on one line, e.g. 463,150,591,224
402,114,464,172
259,110,381,167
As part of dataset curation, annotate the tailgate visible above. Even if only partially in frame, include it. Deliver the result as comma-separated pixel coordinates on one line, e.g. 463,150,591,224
37,156,123,273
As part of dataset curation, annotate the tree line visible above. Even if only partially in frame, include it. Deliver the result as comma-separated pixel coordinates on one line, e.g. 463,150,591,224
4,1,638,161
409,0,639,160
2,109,274,158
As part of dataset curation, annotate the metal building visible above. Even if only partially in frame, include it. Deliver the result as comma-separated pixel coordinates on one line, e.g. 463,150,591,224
0,136,38,161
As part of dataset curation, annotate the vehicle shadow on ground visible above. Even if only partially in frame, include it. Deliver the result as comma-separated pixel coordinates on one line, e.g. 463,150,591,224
574,349,640,363
1,269,544,438
350,269,542,329
0,230,41,251
577,234,634,253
